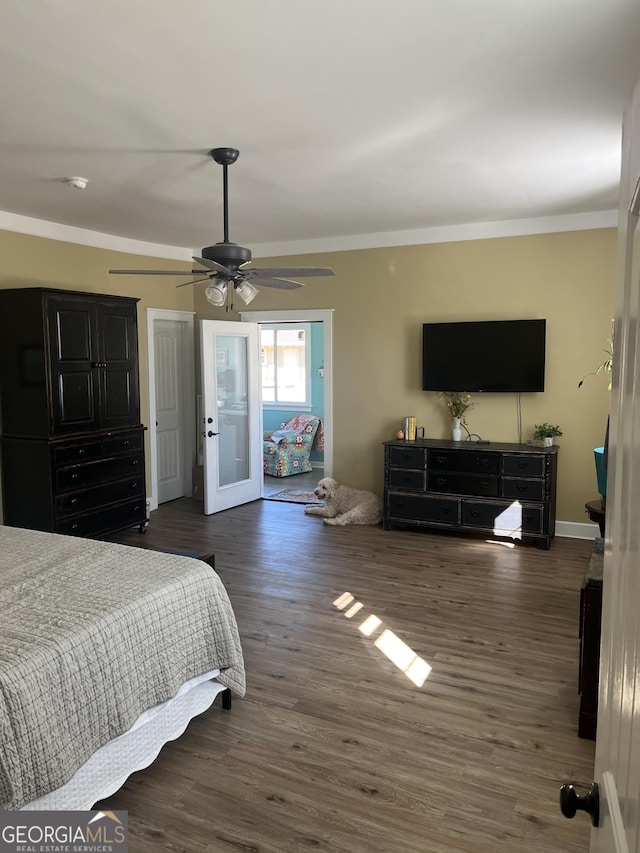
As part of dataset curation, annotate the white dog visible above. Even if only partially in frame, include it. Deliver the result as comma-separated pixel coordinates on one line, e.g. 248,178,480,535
304,477,383,526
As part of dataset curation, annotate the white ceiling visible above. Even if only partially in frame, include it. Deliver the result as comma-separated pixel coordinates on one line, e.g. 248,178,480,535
1,0,639,260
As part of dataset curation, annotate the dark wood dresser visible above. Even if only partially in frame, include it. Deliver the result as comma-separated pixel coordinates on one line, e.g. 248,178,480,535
383,438,558,549
578,538,603,739
0,288,147,537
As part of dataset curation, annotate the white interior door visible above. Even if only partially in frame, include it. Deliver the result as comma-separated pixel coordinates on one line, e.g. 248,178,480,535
589,78,640,853
200,319,262,514
155,320,186,504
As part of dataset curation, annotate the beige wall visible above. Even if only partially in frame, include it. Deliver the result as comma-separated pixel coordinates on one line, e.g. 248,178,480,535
197,229,616,523
0,226,616,525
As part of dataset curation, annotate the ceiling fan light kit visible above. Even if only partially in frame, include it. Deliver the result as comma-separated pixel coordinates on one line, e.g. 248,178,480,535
205,279,228,307
109,147,334,308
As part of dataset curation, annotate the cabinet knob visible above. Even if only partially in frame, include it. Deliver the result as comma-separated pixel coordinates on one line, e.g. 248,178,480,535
70,472,79,481
69,523,79,531
559,783,599,827
69,497,78,506
130,459,138,466
121,439,130,446
77,448,85,456
129,481,139,490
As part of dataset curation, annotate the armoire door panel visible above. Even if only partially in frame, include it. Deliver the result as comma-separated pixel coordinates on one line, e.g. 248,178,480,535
57,372,96,425
55,307,95,361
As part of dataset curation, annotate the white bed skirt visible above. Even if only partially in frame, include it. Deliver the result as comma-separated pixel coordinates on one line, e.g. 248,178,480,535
22,670,225,810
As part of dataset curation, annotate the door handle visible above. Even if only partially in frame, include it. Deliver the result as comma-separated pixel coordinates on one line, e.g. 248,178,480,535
559,782,599,827
207,430,219,437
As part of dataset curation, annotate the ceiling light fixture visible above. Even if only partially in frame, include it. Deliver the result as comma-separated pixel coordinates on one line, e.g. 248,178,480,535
65,176,89,190
204,278,228,307
235,280,258,305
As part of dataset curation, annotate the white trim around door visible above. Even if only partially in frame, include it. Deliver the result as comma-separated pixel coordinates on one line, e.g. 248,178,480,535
240,308,333,481
146,308,196,511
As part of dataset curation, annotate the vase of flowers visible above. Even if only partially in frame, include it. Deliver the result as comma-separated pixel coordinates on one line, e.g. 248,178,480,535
439,392,474,441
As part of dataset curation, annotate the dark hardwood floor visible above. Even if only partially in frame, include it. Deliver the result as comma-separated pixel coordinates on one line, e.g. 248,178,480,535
103,497,595,852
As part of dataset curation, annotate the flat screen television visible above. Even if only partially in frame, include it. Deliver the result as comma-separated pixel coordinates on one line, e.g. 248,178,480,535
422,319,546,392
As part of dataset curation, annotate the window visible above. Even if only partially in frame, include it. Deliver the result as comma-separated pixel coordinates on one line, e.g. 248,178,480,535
260,323,311,408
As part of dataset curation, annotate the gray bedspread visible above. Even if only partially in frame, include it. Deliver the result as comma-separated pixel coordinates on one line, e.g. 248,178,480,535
0,526,245,810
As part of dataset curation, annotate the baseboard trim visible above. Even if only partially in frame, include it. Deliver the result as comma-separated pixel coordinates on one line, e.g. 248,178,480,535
556,519,600,540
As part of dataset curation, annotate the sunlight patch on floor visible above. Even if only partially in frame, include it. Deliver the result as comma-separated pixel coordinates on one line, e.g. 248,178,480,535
333,593,431,687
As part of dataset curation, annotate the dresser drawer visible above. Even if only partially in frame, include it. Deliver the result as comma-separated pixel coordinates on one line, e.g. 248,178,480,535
388,447,427,469
55,453,144,492
388,468,425,491
55,476,145,517
53,428,144,466
428,449,500,475
502,477,545,501
461,500,542,533
502,454,544,477
428,471,499,497
387,492,459,524
55,498,146,537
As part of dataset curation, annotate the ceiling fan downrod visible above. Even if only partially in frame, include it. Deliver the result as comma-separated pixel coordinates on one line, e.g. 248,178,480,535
204,148,252,270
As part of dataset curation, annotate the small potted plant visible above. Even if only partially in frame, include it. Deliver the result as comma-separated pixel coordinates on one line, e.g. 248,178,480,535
533,423,563,447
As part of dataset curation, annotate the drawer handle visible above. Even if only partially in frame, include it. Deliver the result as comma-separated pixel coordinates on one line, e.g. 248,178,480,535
132,505,140,512
121,439,130,446
436,455,447,464
130,459,139,466
437,477,447,485
69,497,79,506
70,472,79,481
77,448,85,456
69,523,79,531
129,481,139,490
401,453,413,461
480,481,490,489
524,514,533,522
401,474,411,482
470,510,480,518
517,485,528,492
517,461,527,469
394,500,405,508
479,458,489,466
441,507,451,514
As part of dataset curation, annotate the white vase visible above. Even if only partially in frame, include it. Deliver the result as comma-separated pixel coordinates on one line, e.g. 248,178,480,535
452,417,462,441
544,436,553,447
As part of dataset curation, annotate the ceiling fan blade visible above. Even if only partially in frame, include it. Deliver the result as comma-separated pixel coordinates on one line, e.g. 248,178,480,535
244,275,304,290
243,267,334,278
192,256,234,276
109,269,211,276
176,277,212,288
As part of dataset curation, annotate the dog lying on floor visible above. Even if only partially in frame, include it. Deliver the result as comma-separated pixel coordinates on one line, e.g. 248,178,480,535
304,477,383,526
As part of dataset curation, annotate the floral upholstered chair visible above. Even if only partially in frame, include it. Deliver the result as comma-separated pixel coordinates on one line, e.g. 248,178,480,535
263,414,322,478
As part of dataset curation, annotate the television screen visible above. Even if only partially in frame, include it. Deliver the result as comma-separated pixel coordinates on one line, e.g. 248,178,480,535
422,319,546,392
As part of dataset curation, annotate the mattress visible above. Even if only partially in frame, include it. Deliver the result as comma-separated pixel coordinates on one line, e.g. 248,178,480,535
0,526,245,809
22,669,226,810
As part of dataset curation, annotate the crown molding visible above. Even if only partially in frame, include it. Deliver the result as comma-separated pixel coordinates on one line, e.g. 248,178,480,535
0,207,618,261
247,210,619,258
0,210,192,261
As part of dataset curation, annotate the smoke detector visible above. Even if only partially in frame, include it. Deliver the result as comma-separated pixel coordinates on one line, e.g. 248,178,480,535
65,176,89,190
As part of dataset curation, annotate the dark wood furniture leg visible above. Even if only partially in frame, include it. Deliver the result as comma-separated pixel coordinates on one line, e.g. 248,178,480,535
221,688,232,710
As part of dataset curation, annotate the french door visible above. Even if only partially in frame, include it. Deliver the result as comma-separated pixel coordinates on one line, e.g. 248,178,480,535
200,320,262,514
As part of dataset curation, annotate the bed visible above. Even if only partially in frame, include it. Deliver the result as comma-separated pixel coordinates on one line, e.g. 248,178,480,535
0,526,246,811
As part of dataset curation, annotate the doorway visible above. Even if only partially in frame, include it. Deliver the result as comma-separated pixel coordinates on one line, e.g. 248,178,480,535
146,309,195,510
240,308,333,495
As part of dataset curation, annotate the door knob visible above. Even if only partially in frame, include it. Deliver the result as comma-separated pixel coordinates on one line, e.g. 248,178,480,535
559,782,600,827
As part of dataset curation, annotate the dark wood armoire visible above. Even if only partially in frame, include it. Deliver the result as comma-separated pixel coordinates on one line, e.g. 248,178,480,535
0,288,147,538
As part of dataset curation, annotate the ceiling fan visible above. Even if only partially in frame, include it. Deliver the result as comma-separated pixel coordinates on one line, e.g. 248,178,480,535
109,147,334,308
